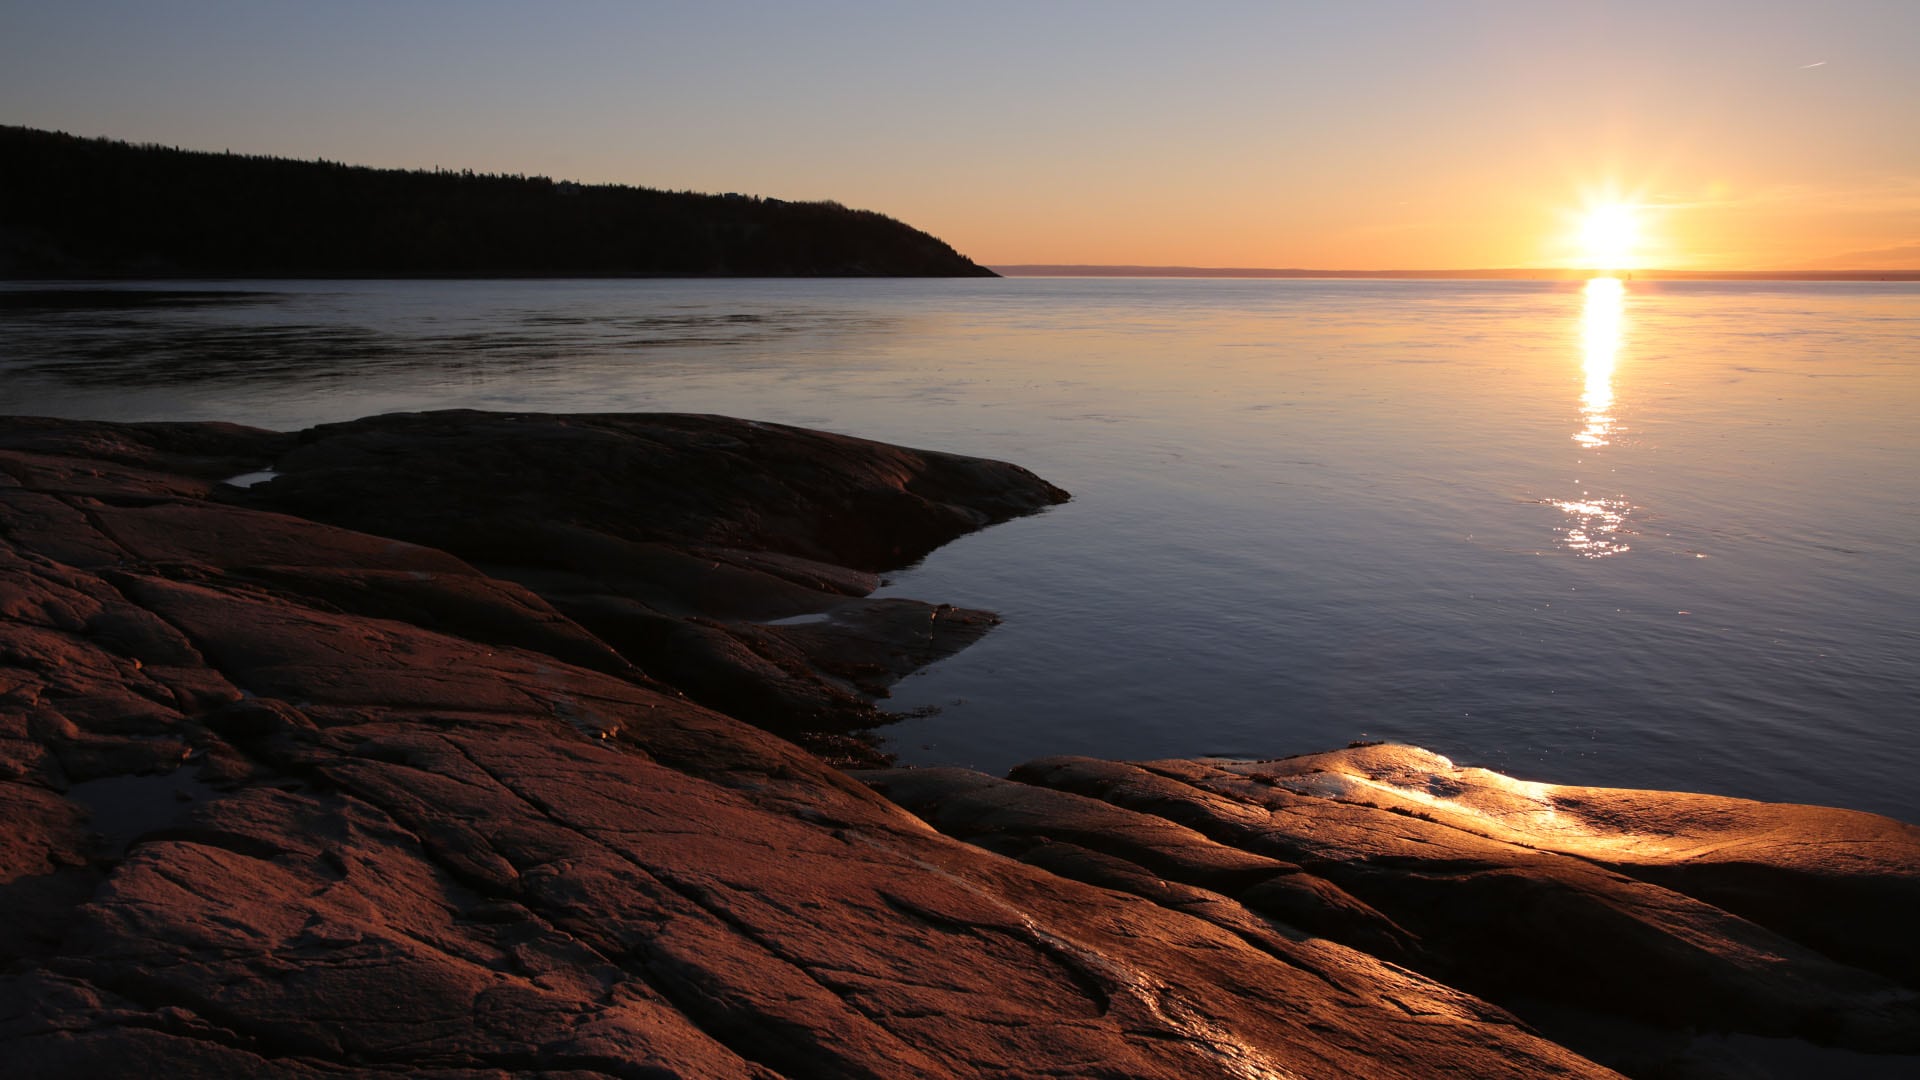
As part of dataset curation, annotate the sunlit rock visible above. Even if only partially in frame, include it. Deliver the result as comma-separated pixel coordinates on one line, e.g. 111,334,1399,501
883,745,1920,1077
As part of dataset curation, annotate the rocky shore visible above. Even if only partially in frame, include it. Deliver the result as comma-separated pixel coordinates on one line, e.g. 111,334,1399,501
4,411,1917,1078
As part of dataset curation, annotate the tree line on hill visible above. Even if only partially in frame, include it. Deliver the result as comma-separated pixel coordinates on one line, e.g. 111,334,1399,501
0,126,995,279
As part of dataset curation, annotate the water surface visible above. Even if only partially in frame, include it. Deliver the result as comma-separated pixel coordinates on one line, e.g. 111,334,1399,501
5,277,1915,820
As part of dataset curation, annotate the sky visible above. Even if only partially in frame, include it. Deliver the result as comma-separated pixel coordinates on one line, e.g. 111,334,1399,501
4,0,1917,270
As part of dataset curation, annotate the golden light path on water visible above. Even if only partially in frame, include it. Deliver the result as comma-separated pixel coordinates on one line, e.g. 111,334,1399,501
1556,277,1632,557
1577,277,1622,448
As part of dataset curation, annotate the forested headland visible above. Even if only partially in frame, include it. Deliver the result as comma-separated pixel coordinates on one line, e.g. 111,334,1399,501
0,126,995,278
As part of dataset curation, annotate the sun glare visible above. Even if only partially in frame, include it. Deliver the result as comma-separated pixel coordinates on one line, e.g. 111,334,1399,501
1579,204,1639,271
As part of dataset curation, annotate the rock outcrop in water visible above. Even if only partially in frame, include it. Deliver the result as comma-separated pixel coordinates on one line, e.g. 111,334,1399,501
3,411,1916,1078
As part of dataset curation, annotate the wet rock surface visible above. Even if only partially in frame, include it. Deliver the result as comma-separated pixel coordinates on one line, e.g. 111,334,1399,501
2,410,1911,1077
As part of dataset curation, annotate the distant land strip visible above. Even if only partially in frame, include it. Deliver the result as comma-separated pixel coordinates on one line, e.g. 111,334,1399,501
994,264,1920,282
0,125,995,279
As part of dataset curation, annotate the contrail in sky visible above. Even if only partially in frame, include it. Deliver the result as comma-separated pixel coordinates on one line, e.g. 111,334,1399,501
1800,60,1827,68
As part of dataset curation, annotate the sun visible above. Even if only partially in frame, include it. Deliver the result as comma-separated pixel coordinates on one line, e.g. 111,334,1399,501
1579,203,1639,270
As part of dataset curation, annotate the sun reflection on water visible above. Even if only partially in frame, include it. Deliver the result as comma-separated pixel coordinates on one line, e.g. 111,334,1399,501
1554,278,1633,557
1576,277,1622,448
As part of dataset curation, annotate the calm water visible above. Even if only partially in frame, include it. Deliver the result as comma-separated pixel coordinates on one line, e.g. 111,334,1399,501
5,277,1917,820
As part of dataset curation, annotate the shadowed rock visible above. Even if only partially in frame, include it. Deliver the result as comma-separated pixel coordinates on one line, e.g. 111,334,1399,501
225,411,1069,752
2,410,1069,759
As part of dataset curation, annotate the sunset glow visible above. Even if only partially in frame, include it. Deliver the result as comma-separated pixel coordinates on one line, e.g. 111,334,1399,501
2,4,1918,271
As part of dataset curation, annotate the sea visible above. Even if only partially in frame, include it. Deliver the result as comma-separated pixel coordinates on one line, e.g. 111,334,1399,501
4,276,1916,822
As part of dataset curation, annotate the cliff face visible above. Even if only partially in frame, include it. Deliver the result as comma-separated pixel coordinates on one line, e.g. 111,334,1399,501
2,412,1915,1079
0,126,998,278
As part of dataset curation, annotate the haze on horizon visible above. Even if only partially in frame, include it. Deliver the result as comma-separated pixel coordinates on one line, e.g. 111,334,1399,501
3,0,1916,272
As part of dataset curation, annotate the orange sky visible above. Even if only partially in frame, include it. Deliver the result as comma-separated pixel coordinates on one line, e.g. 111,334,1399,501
4,2,1916,270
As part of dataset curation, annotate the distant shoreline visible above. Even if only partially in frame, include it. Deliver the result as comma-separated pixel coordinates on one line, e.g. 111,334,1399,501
1,125,997,280
994,264,1920,282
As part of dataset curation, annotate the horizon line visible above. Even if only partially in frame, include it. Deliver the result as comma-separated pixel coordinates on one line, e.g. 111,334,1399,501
991,264,1920,282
